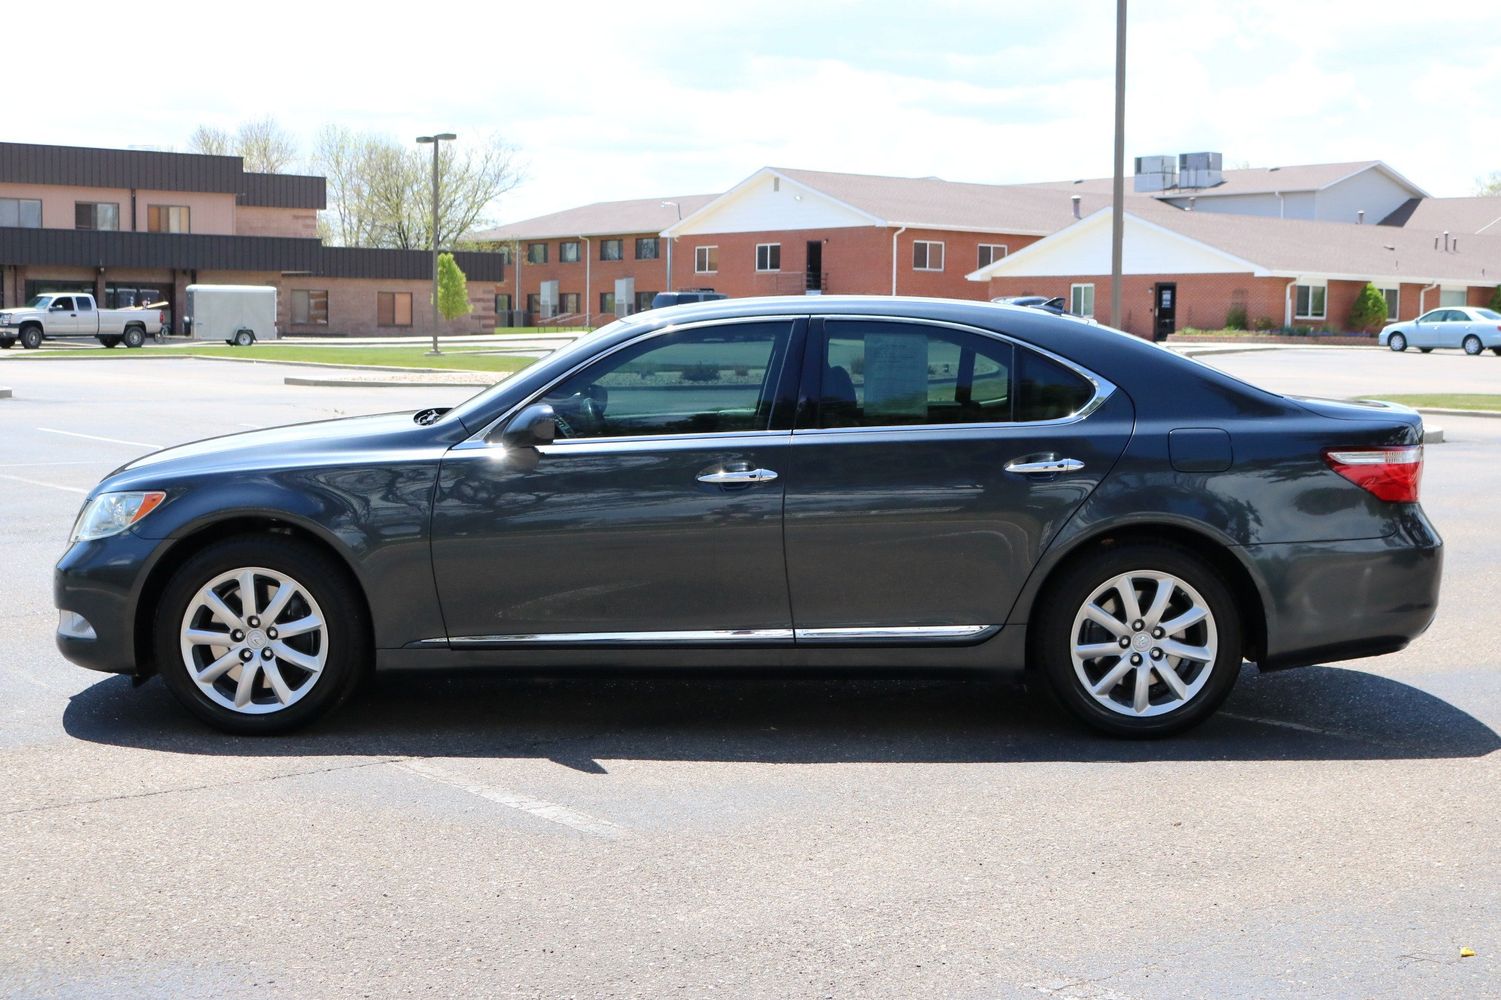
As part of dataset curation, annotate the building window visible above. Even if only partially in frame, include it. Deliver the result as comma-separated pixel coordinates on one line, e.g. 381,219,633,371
147,205,190,233
977,244,1008,268
377,291,413,327
913,240,944,271
291,289,329,326
1439,288,1466,307
559,292,581,314
1379,286,1399,320
1294,283,1326,320
526,293,541,316
1070,283,1095,318
635,237,660,260
755,243,781,272
526,242,548,264
695,246,718,273
495,293,512,317
560,241,581,263
75,202,119,231
635,291,658,312
600,291,616,314
0,197,42,228
600,239,623,261
496,247,514,265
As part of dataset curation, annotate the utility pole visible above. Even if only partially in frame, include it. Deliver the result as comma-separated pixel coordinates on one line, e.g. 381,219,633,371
417,132,457,354
1110,0,1127,329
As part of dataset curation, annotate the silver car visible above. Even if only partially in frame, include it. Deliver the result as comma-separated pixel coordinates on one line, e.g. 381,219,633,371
1379,306,1501,355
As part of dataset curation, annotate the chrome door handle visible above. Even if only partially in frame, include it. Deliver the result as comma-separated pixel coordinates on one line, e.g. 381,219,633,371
697,467,779,485
1005,456,1085,475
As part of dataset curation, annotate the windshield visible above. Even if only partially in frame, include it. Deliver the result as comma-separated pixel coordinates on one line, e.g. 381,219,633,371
24,296,53,309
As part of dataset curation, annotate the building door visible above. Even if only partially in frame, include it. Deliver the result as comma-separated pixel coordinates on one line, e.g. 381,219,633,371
1153,282,1177,341
805,241,823,293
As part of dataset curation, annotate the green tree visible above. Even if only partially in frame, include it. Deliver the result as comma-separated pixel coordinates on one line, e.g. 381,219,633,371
1478,171,1501,196
436,253,472,321
1348,282,1389,333
1489,285,1501,313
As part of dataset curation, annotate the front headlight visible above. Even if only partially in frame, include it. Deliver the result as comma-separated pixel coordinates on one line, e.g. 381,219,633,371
70,491,166,542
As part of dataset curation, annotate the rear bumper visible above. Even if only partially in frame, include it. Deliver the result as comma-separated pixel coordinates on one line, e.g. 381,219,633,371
1248,509,1442,671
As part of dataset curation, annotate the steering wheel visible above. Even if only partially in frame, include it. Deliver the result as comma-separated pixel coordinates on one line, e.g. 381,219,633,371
548,390,604,438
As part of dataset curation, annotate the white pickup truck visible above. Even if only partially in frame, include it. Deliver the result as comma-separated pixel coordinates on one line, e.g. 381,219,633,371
0,293,166,349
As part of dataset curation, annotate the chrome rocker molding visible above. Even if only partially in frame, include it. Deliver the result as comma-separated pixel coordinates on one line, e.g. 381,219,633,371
407,625,998,649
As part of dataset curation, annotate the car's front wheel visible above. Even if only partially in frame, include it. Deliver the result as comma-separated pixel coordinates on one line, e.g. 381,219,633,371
153,536,369,734
1388,332,1407,352
1037,543,1242,738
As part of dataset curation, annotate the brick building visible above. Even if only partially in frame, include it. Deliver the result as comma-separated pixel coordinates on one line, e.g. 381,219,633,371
968,201,1501,339
482,155,1501,339
0,142,503,337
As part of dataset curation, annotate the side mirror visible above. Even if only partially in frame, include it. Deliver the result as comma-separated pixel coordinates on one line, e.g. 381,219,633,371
488,403,557,449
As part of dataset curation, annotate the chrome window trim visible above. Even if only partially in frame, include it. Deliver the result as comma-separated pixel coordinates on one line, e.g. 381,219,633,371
414,625,997,647
464,315,807,448
806,314,1117,433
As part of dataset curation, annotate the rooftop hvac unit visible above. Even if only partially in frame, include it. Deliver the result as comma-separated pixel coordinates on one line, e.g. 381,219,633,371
1177,151,1224,189
1133,155,1178,192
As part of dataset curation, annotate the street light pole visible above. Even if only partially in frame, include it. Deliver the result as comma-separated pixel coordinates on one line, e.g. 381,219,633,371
1109,0,1127,329
660,201,682,299
417,132,457,355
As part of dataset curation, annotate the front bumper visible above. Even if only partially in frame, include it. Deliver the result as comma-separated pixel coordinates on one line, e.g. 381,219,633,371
54,530,165,675
1249,508,1442,671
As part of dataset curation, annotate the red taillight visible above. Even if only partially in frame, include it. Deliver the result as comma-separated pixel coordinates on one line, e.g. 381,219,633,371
1324,445,1423,502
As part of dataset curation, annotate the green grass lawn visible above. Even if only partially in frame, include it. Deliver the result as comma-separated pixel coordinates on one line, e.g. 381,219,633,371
5,342,540,373
1365,394,1501,411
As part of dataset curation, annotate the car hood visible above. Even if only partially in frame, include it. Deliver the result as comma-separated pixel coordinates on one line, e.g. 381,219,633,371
99,411,452,492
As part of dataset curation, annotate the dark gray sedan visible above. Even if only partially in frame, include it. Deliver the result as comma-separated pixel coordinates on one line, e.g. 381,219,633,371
54,296,1442,737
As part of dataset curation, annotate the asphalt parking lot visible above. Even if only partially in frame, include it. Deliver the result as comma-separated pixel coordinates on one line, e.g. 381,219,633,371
1,348,1497,999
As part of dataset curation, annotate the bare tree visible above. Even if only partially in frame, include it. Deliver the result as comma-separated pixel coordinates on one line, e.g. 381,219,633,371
312,129,522,249
236,117,299,174
187,124,233,157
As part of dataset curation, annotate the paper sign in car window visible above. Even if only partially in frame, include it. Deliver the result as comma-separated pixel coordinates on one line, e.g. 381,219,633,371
862,331,929,418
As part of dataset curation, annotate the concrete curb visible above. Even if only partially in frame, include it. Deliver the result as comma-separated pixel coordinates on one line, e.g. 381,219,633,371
284,375,501,388
1412,406,1501,421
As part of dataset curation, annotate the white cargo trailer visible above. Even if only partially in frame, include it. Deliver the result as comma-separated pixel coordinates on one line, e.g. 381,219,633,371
185,284,279,346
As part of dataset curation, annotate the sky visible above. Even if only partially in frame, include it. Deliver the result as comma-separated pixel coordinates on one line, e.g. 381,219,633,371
14,0,1501,226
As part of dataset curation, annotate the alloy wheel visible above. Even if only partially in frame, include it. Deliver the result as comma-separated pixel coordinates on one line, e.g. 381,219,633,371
1069,569,1219,718
178,566,328,714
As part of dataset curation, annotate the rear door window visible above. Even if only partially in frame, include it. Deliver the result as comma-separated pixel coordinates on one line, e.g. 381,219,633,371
815,320,1094,428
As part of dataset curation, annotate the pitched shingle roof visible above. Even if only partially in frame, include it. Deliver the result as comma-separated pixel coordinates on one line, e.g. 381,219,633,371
1379,195,1501,234
473,193,720,242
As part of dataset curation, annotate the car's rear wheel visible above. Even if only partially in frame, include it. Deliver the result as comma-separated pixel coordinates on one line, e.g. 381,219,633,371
1463,335,1483,356
1419,348,1432,354
154,536,369,734
1388,332,1407,352
123,326,145,348
1037,543,1242,738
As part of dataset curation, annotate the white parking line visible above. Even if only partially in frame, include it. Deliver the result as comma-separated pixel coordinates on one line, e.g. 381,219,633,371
394,758,630,840
36,427,163,449
0,472,87,495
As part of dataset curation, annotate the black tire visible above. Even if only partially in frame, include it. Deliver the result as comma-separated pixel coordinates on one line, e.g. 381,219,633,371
99,336,121,349
153,535,370,734
1387,332,1407,352
1419,348,1432,354
1463,335,1483,356
1035,542,1243,738
123,326,145,348
0,337,14,350
233,330,255,347
1491,348,1501,357
20,325,43,350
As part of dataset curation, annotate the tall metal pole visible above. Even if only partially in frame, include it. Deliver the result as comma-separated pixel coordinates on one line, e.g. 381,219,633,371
418,132,456,355
661,201,682,299
1110,0,1127,329
429,138,440,355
